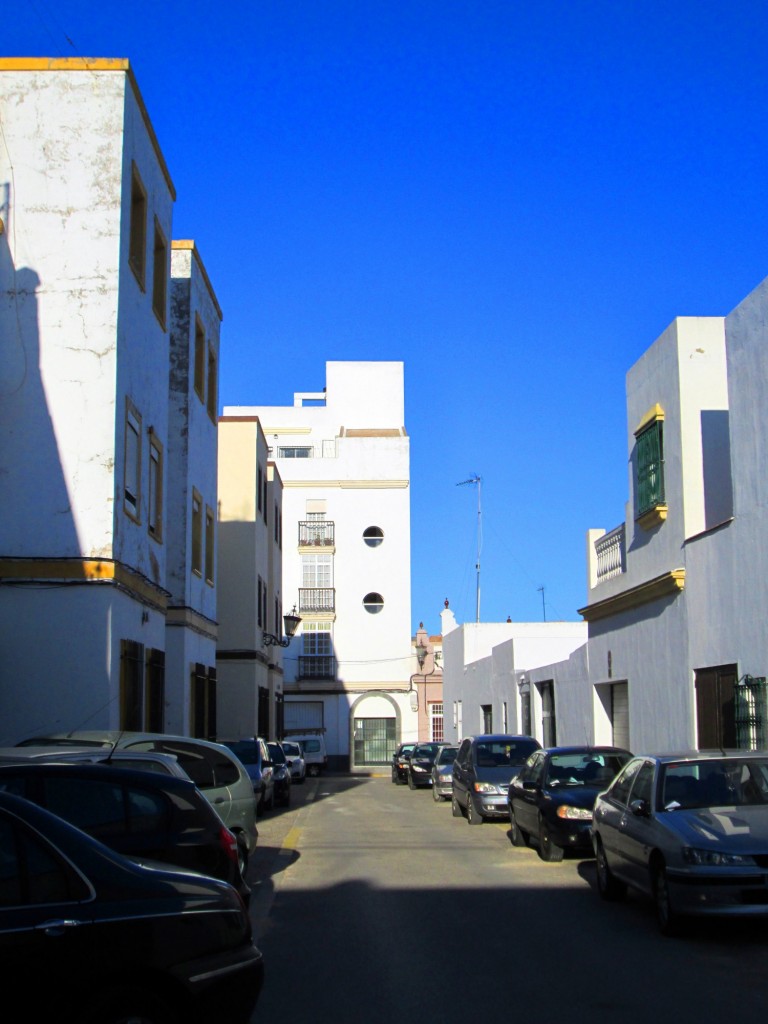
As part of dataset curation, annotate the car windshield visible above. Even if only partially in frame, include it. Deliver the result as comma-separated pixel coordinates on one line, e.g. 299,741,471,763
268,744,286,764
413,744,440,758
545,753,631,788
223,741,258,765
437,747,458,765
282,743,301,757
662,758,768,810
475,739,540,768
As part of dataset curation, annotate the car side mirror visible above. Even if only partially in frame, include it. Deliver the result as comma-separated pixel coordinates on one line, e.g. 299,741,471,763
629,798,650,817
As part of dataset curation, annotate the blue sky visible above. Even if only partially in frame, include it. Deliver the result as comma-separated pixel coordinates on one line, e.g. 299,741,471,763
9,2,768,632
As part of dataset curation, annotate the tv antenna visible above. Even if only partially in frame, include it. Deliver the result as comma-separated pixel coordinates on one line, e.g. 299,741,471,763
457,474,482,622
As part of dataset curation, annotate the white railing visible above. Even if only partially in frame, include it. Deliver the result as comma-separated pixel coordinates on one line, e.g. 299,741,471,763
595,524,626,582
268,439,338,459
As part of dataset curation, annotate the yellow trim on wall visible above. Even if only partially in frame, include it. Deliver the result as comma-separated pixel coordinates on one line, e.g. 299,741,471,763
172,241,223,321
0,558,168,610
634,403,665,437
261,427,313,435
0,57,176,200
637,504,668,529
578,568,685,622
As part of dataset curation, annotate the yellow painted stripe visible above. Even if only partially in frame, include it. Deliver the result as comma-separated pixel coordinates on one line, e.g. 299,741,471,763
283,827,302,850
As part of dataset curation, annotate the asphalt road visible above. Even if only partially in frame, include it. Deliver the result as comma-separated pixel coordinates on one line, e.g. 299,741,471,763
249,774,768,1023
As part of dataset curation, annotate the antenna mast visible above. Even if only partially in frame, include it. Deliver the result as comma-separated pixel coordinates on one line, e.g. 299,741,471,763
457,474,482,622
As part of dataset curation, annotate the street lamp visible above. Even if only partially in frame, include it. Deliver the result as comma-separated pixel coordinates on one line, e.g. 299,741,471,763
262,606,301,648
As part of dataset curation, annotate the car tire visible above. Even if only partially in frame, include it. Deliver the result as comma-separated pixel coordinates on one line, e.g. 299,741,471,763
256,789,265,817
82,986,177,1024
391,768,397,784
466,793,483,825
408,771,416,790
509,812,527,847
432,782,442,802
451,793,463,817
538,819,564,861
396,771,405,786
595,838,626,902
653,861,681,936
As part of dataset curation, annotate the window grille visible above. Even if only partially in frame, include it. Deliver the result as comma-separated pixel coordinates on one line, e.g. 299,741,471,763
636,419,665,516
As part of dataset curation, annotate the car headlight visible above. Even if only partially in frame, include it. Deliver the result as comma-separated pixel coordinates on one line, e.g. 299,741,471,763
556,806,593,821
682,848,756,867
412,764,426,773
473,781,499,794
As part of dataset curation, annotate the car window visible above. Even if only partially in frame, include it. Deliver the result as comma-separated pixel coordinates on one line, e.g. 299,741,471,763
282,743,301,757
607,758,644,808
436,748,457,765
0,817,86,906
43,778,126,835
475,739,539,768
268,744,287,765
303,740,321,754
629,762,655,807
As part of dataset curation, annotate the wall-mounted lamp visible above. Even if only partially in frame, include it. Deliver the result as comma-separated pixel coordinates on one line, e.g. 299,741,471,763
263,606,301,648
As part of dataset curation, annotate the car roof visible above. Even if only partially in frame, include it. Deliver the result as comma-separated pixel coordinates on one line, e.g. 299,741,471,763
0,761,202,795
0,746,188,773
641,750,768,763
17,731,243,758
540,746,632,756
468,734,539,743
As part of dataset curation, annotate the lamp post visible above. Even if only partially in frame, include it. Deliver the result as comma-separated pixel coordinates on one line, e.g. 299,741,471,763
262,606,301,648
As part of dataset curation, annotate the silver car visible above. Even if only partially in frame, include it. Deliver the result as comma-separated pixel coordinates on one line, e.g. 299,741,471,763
431,744,458,802
592,750,768,934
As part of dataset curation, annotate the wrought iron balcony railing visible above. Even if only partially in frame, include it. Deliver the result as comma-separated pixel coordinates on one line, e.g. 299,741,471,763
298,521,335,546
298,588,336,613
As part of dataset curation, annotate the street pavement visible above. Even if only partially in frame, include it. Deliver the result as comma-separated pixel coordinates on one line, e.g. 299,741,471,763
249,774,768,1023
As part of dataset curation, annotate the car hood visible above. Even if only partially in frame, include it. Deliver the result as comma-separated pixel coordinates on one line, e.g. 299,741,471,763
542,786,603,810
661,804,768,849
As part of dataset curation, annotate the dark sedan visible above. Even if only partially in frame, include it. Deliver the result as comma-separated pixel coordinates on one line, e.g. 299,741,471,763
0,790,263,1023
0,762,251,900
391,742,416,784
508,746,632,861
407,742,442,789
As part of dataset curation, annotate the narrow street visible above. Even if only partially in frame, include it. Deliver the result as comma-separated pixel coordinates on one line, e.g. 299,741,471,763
249,775,768,1023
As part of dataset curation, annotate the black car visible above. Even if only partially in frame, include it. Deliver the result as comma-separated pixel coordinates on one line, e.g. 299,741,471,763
0,790,263,1023
407,742,442,789
0,762,251,901
268,741,292,807
452,734,541,824
391,742,416,784
507,745,632,861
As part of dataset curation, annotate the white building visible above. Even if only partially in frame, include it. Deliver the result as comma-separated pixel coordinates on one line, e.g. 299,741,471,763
522,292,768,754
0,58,220,741
223,361,414,770
439,602,587,745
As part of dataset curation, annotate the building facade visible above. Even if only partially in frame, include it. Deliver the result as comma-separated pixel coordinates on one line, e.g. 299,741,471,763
0,58,220,742
224,361,414,770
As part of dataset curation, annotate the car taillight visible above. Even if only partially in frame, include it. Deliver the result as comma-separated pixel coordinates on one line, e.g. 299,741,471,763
220,826,239,864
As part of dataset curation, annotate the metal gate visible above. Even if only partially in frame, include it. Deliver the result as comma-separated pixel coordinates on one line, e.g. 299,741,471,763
611,682,630,750
735,676,768,750
353,717,396,766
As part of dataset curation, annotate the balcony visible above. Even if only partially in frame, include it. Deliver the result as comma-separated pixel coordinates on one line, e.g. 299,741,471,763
299,521,335,547
299,588,336,613
594,524,626,583
298,655,336,680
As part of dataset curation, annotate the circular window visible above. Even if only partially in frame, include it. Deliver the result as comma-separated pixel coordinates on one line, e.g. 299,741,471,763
363,526,384,547
363,592,384,614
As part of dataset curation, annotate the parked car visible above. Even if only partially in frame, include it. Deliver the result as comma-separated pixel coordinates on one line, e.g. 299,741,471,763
507,745,632,861
0,745,192,779
0,762,251,900
288,733,328,776
592,750,768,934
0,789,264,1023
407,742,442,789
219,737,275,816
268,741,292,807
282,739,307,783
18,731,259,857
431,744,458,802
452,734,541,824
391,742,416,784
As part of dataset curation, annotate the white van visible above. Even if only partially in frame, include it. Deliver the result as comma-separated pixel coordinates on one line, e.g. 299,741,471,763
288,734,328,776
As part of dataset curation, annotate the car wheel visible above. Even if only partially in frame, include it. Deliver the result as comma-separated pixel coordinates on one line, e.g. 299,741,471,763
391,767,397,783
82,987,177,1024
595,838,626,902
538,819,564,862
509,811,527,847
451,793,463,817
265,788,274,812
653,861,681,936
432,782,442,802
396,771,405,785
466,793,483,825
408,771,416,790
256,789,265,817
